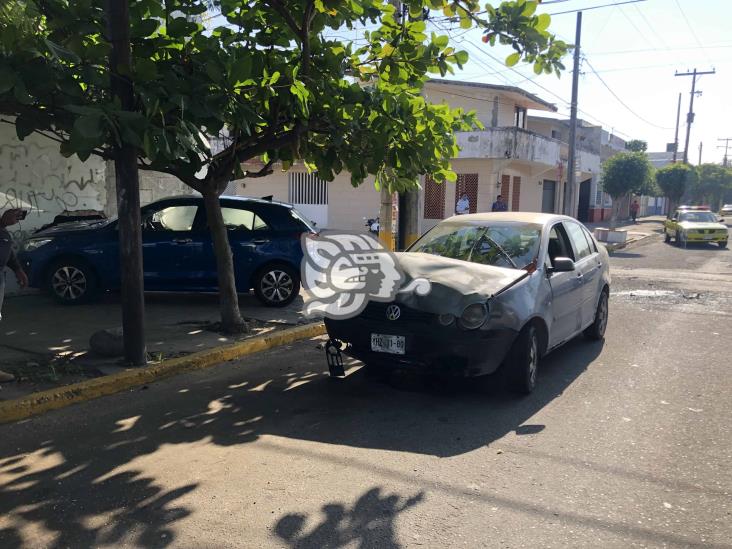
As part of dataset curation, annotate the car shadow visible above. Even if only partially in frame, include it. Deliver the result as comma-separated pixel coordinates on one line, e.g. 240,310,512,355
0,335,601,547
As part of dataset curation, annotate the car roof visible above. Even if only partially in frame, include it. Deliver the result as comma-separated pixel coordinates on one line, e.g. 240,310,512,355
441,211,577,226
151,194,293,208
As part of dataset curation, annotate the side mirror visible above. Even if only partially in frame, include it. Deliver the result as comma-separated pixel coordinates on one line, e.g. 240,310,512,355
720,218,725,223
549,257,575,273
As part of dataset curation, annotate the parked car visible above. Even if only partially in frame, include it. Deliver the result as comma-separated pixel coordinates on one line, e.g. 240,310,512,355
324,213,611,394
664,209,728,248
720,204,732,217
19,195,317,306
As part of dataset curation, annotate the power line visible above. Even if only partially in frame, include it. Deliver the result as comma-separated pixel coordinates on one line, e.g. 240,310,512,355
584,58,674,130
549,0,647,16
672,0,714,66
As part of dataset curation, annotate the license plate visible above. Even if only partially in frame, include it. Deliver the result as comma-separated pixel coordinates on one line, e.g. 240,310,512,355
371,333,405,355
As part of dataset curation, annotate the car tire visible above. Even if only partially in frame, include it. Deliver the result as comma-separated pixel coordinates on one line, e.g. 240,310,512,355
584,289,609,341
253,263,300,307
46,258,98,305
505,325,540,395
720,240,728,249
675,230,685,247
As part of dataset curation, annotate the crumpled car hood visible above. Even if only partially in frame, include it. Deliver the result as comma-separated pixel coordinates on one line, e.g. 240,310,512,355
394,252,528,317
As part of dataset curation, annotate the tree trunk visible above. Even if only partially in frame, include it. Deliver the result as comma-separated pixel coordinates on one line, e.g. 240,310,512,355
106,0,146,366
609,198,618,230
202,189,248,334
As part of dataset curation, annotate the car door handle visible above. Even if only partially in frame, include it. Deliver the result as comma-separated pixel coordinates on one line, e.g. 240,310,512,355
173,238,192,244
252,238,270,245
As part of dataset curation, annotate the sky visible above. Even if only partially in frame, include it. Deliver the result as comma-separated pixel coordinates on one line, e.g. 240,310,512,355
432,0,732,163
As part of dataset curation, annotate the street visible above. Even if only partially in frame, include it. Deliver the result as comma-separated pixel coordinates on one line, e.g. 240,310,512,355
1,232,731,548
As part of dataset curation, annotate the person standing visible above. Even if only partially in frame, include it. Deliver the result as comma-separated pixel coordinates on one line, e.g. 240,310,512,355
1,209,29,383
630,200,640,223
491,194,508,212
455,192,470,215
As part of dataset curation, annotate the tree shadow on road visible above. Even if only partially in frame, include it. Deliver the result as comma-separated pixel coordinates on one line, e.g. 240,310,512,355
0,336,602,547
275,487,423,549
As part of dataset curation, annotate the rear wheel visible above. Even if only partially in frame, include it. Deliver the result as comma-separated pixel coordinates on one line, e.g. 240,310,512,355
505,325,539,395
584,289,609,341
46,259,98,304
253,263,300,307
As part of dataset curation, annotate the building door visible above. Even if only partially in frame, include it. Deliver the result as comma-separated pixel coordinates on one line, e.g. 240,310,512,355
577,179,591,222
288,172,328,229
454,173,478,215
542,180,556,213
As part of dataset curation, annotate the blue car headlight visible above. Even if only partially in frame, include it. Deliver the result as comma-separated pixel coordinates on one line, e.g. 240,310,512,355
23,238,53,252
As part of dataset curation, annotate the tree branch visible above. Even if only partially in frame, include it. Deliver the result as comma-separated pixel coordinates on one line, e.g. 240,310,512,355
244,159,275,178
265,0,302,38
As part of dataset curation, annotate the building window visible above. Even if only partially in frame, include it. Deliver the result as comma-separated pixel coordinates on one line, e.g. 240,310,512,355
454,173,479,215
288,172,328,205
551,129,560,139
423,176,445,219
515,106,527,129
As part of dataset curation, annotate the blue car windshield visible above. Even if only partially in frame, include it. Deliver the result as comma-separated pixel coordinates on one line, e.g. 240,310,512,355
409,222,542,270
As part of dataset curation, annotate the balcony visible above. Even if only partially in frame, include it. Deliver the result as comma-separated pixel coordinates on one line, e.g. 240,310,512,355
455,127,561,166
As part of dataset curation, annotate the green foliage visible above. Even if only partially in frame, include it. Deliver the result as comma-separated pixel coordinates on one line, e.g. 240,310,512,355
0,0,568,194
625,139,647,153
601,151,653,200
693,163,732,209
655,162,698,205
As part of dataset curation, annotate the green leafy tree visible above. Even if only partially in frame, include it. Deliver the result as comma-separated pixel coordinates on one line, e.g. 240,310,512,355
601,151,653,229
0,0,568,333
625,139,647,153
694,163,732,210
655,163,698,213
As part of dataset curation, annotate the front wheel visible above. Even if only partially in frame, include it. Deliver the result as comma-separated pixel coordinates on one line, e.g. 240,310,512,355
253,264,300,307
584,289,609,341
46,259,98,304
505,325,540,395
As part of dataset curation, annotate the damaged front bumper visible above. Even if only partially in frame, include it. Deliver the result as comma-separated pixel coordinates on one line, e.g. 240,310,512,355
324,307,517,377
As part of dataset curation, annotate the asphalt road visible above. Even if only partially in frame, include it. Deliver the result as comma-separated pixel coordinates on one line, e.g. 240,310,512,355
1,232,731,548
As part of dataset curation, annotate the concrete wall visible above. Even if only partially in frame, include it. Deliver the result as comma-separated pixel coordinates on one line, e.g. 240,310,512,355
455,128,561,166
232,168,381,232
422,85,516,128
105,162,195,216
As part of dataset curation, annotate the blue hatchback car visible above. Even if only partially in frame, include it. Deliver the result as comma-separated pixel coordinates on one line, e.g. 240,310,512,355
18,195,316,307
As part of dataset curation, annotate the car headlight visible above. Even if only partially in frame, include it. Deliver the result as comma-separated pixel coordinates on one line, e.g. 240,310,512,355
437,313,455,326
458,303,488,330
23,238,53,251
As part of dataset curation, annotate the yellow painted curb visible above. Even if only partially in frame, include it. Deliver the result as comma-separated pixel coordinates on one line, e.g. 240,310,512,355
0,322,326,425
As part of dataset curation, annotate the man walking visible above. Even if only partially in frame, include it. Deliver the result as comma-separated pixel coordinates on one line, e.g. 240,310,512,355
491,194,508,212
1,209,29,383
630,200,640,223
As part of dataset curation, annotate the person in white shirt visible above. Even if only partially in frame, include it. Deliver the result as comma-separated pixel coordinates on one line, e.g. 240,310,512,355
455,193,470,215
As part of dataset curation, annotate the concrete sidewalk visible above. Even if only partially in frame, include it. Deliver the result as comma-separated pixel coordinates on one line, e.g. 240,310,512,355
585,215,664,251
0,291,309,401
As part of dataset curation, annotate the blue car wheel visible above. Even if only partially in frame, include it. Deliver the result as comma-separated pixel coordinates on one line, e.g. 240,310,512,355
46,258,98,304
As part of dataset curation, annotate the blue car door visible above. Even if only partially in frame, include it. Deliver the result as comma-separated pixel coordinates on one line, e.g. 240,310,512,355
217,205,276,291
141,202,208,290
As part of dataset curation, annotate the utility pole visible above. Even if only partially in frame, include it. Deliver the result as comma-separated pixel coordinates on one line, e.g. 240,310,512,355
106,0,147,366
718,138,732,167
672,92,681,162
675,68,715,164
564,11,582,218
698,141,703,166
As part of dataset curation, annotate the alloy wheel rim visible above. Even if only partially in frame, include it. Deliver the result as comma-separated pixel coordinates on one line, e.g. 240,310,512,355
528,335,538,386
261,270,293,303
52,266,87,300
597,294,608,335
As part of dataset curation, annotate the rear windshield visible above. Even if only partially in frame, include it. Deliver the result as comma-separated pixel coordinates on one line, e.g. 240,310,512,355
289,207,318,232
409,222,542,270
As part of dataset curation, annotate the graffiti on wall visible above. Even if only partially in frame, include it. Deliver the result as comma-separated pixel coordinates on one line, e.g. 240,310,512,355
0,139,106,237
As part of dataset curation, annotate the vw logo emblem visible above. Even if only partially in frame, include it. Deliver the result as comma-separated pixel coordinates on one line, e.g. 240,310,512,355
385,304,401,321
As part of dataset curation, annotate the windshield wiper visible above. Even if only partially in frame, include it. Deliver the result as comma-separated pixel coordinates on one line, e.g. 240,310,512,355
482,236,518,269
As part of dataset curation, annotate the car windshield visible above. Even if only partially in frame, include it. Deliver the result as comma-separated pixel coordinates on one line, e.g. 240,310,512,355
679,212,717,222
409,222,542,270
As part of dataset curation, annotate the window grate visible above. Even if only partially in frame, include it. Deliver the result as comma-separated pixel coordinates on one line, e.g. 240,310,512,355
288,172,328,205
